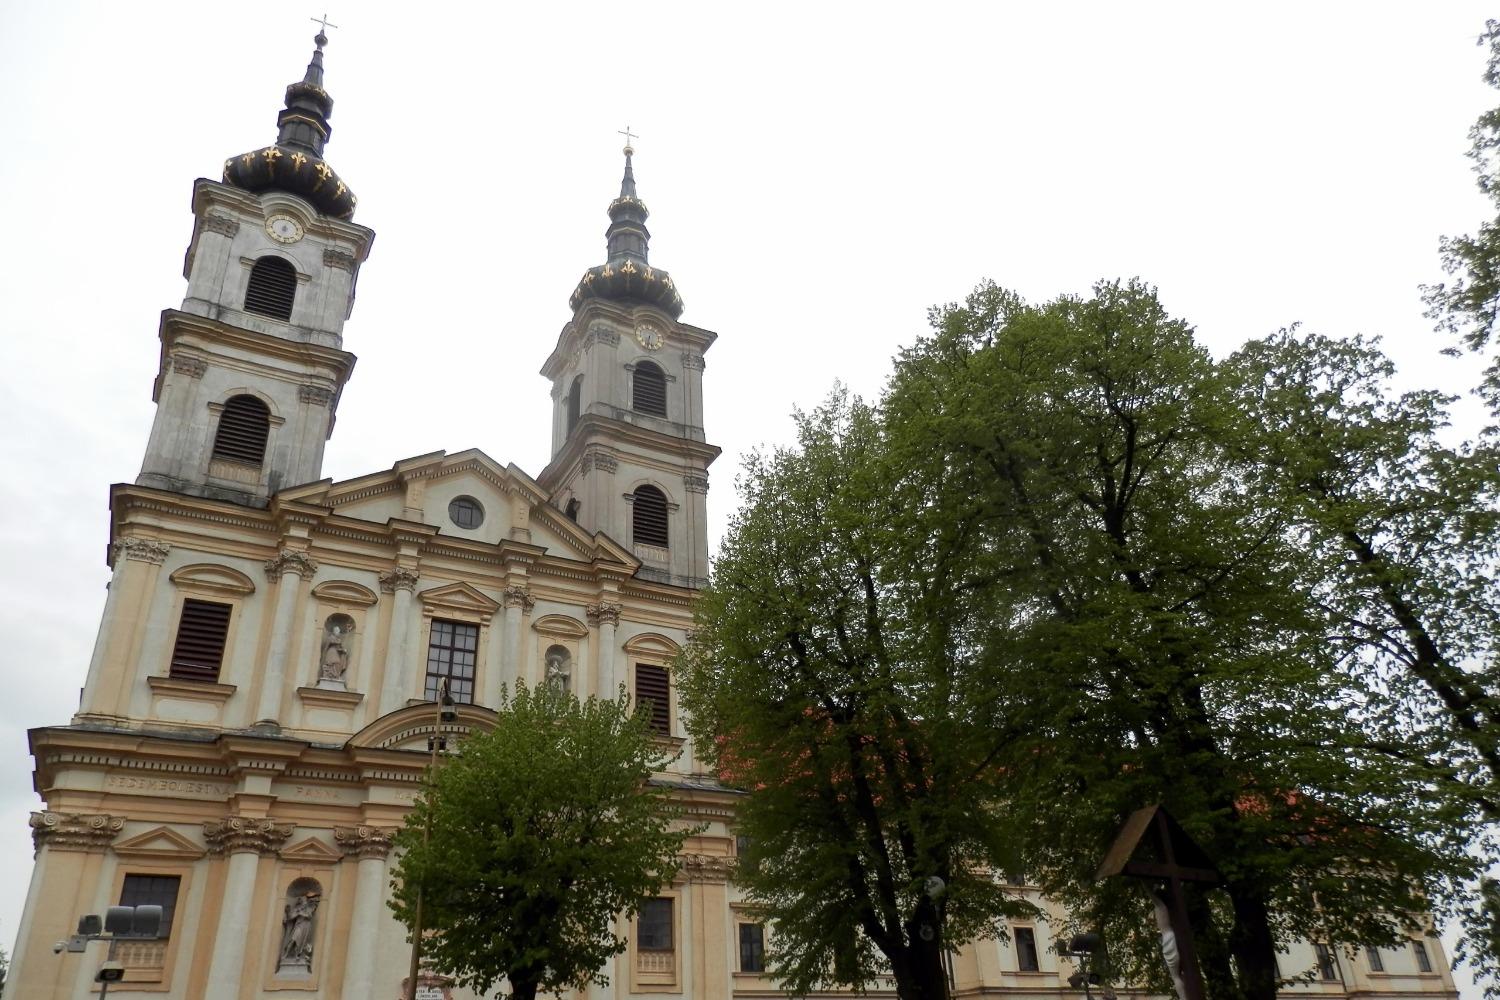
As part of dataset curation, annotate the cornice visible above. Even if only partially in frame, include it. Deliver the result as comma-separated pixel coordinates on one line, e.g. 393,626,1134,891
158,308,356,379
537,414,721,493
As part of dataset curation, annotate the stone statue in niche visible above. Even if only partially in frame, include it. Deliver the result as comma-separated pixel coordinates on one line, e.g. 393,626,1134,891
318,614,355,688
545,645,571,694
277,879,321,975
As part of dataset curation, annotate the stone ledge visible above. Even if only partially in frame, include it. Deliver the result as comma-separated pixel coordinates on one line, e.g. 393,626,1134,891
147,675,237,702
296,685,365,710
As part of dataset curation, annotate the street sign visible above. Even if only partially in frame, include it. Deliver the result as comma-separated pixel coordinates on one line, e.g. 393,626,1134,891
415,988,444,1000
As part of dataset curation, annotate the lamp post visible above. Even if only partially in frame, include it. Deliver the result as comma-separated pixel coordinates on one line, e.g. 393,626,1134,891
56,905,163,998
405,678,457,1000
1064,931,1108,1000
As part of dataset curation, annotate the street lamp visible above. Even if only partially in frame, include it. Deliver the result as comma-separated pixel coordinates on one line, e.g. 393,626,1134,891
1064,931,1112,1000
57,905,163,997
405,678,458,1000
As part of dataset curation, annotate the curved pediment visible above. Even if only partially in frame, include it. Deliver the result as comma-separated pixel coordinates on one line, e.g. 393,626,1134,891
346,702,500,752
532,614,589,639
623,631,682,658
169,563,257,596
310,580,379,607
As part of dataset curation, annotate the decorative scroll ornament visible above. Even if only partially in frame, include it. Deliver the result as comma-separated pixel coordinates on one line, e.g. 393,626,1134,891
334,825,395,860
171,354,209,378
503,585,536,611
586,602,622,627
298,384,334,406
265,549,319,582
112,537,172,565
683,473,709,494
202,214,241,237
380,567,420,593
681,853,733,882
681,352,706,371
322,247,355,271
30,811,125,852
582,450,619,474
204,816,295,855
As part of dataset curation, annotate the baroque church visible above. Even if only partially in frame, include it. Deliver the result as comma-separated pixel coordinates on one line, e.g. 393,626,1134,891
5,30,1463,1000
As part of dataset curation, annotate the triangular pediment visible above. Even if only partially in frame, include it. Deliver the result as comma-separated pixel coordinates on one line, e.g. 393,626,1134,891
280,836,342,864
114,825,206,860
279,449,630,568
418,581,501,617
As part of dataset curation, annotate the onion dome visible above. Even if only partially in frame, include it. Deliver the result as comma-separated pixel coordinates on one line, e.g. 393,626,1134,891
569,144,683,319
222,30,356,220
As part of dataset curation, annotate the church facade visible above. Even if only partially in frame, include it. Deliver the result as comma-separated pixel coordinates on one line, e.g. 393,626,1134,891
4,32,1462,1000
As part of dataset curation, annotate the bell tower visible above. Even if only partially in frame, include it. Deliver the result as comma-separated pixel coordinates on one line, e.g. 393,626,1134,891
136,29,374,506
539,142,719,589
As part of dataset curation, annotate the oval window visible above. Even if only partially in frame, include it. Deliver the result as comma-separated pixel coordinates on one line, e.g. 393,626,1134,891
448,495,484,529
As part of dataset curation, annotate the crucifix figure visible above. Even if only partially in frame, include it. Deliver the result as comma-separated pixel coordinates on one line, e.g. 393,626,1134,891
1096,805,1221,1000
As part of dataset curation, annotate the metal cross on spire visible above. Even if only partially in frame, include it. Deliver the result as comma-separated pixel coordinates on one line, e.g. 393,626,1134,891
618,125,638,152
310,12,340,34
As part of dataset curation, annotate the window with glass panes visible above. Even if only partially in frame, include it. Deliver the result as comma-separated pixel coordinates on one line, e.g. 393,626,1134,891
739,923,765,973
638,897,673,951
119,874,181,938
1314,943,1338,980
1013,926,1040,972
425,619,477,703
1366,946,1385,973
1413,940,1434,973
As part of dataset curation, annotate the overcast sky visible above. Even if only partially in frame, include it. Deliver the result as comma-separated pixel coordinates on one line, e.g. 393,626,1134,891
1,1,1496,993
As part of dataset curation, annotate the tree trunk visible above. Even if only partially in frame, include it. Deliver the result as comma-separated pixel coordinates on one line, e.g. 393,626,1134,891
887,923,949,1000
1226,883,1279,1000
511,976,540,1000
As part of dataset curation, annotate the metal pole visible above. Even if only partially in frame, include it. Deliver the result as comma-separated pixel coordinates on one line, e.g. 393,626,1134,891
405,682,448,1000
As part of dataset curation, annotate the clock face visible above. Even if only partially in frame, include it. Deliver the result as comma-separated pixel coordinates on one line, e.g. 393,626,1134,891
635,323,663,351
265,215,305,244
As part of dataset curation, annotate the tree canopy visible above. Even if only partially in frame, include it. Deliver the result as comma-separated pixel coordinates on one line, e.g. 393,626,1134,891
687,279,1494,1000
388,683,689,1000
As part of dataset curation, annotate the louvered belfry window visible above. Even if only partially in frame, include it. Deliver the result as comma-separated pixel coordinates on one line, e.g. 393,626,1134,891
632,361,667,417
567,375,583,437
632,485,669,548
244,256,297,320
635,664,670,734
169,599,232,681
211,395,271,465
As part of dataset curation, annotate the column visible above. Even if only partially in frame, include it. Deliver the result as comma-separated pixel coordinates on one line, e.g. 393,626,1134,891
379,568,420,714
256,549,319,723
203,817,294,996
502,585,533,689
588,602,621,698
483,611,506,707
336,826,395,999
80,538,171,715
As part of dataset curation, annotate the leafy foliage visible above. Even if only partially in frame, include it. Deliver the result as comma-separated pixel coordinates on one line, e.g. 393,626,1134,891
388,683,690,1000
679,389,1035,1000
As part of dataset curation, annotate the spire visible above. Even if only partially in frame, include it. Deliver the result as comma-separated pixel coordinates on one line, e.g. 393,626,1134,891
570,137,684,319
606,142,651,265
222,26,356,220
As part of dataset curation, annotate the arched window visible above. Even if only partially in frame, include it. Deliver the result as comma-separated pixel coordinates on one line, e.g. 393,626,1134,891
567,375,583,436
212,394,271,465
244,256,297,320
632,485,669,547
632,361,667,417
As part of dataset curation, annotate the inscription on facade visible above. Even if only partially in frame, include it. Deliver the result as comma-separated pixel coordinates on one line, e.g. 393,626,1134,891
106,774,229,798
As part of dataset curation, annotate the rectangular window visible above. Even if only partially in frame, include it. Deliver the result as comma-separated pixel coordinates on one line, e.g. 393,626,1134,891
638,897,673,951
1005,871,1026,887
1013,926,1040,972
1314,943,1338,981
169,599,232,681
119,874,181,938
739,923,766,973
635,664,670,735
1366,946,1384,973
1413,940,1434,973
425,619,478,704
735,834,751,857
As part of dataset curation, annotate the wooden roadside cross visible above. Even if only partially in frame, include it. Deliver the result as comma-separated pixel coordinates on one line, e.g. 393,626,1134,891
1096,805,1221,1000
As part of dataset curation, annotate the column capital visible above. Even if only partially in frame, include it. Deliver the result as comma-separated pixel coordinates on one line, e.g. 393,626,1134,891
586,601,621,627
334,825,396,860
265,549,319,582
30,811,125,853
111,537,171,565
503,585,536,611
380,567,420,593
204,816,294,855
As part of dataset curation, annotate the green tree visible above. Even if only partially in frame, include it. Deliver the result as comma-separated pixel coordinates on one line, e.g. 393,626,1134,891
388,683,690,1000
880,280,1480,1000
1424,19,1500,410
679,389,1035,1000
